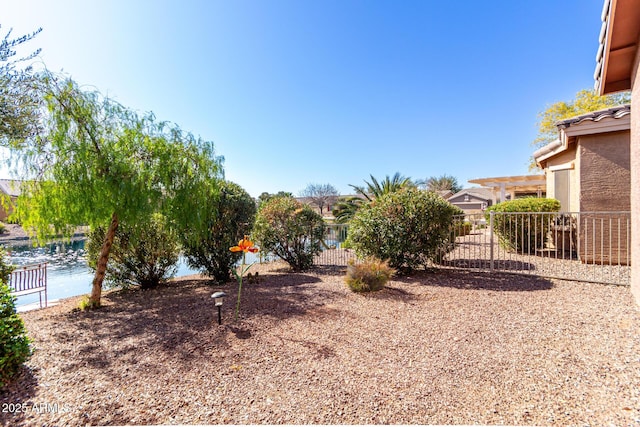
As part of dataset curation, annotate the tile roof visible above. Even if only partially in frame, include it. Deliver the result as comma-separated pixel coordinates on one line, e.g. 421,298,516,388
448,187,493,201
556,104,631,129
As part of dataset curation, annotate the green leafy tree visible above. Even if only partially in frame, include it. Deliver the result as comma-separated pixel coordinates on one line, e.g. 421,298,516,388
86,214,180,290
11,75,223,308
181,180,257,283
253,196,325,271
258,191,293,206
531,89,630,168
347,188,462,272
0,24,44,148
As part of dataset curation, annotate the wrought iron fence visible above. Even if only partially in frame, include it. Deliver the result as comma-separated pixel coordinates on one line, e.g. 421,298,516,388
268,212,631,286
438,212,631,286
313,223,358,266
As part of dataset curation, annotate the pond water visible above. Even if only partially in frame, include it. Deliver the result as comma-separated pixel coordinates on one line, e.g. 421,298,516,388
8,240,201,309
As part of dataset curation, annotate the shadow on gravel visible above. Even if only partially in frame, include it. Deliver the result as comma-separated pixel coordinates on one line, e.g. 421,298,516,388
0,367,38,426
240,273,332,321
396,269,554,292
0,272,332,423
36,273,329,379
444,259,537,271
360,285,418,303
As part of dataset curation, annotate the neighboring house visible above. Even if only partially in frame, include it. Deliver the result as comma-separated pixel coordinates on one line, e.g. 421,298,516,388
447,188,493,215
594,0,640,302
467,175,546,205
0,179,22,221
533,105,631,212
435,189,454,200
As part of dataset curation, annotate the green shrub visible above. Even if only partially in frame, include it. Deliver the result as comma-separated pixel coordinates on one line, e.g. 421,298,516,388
485,198,561,253
0,247,14,283
345,258,395,292
87,214,180,289
0,222,6,234
0,280,31,389
253,196,325,271
181,181,256,283
347,188,463,272
452,220,473,237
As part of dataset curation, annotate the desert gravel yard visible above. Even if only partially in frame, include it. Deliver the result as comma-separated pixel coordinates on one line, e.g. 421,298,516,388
2,261,640,426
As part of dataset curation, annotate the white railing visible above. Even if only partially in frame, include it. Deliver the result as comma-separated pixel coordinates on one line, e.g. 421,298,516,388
9,263,48,308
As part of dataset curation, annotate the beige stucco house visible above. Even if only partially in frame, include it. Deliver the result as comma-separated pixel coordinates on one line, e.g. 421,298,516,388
534,105,631,212
534,105,631,265
594,0,640,301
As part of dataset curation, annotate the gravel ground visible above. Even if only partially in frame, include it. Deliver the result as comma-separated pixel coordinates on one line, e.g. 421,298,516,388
2,261,640,426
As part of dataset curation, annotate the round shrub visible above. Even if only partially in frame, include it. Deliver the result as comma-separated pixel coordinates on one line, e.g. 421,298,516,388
345,258,395,292
181,181,256,283
347,188,462,272
87,213,180,289
253,196,325,271
0,280,31,389
485,198,561,253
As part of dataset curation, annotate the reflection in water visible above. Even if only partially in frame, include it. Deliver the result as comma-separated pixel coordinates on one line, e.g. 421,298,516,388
7,240,200,308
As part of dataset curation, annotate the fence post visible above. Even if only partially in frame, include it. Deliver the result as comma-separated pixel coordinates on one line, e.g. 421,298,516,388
489,211,495,272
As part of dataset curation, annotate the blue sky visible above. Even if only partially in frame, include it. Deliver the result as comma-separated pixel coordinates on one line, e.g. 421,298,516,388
3,0,606,197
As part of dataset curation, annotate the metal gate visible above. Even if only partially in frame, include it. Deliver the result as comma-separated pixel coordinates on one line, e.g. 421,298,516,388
439,212,631,286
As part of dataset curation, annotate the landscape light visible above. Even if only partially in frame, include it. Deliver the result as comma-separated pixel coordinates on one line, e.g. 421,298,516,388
211,291,227,325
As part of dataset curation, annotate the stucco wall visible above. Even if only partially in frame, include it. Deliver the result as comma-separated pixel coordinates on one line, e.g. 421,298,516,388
631,34,640,303
578,131,631,212
543,145,579,212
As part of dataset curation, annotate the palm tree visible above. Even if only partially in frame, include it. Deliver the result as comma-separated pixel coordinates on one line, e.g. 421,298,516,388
419,174,462,193
331,196,363,224
332,173,415,223
350,173,415,201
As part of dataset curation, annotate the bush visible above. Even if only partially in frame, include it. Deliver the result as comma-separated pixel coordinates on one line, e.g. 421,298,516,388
253,196,325,271
345,258,395,292
485,198,561,253
0,280,31,389
347,188,462,272
87,214,180,289
181,181,256,283
452,220,473,237
0,247,14,283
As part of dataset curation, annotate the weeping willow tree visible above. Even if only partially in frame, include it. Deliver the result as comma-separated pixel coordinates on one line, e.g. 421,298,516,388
11,74,223,308
0,24,43,147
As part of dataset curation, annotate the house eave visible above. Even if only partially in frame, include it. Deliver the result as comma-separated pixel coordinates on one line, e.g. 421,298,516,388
595,0,640,95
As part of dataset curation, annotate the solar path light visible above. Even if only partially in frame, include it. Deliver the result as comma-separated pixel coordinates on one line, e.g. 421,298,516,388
211,291,227,325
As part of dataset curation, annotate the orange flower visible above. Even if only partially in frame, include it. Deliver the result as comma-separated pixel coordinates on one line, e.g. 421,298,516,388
230,235,259,253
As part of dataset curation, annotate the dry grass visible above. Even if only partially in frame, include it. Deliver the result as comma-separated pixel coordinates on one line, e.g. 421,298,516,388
1,261,639,425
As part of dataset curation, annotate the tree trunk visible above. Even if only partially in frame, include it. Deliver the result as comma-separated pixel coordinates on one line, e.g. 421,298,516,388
89,212,119,308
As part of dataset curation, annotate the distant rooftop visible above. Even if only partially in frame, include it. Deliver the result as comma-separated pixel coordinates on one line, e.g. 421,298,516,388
0,179,23,197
